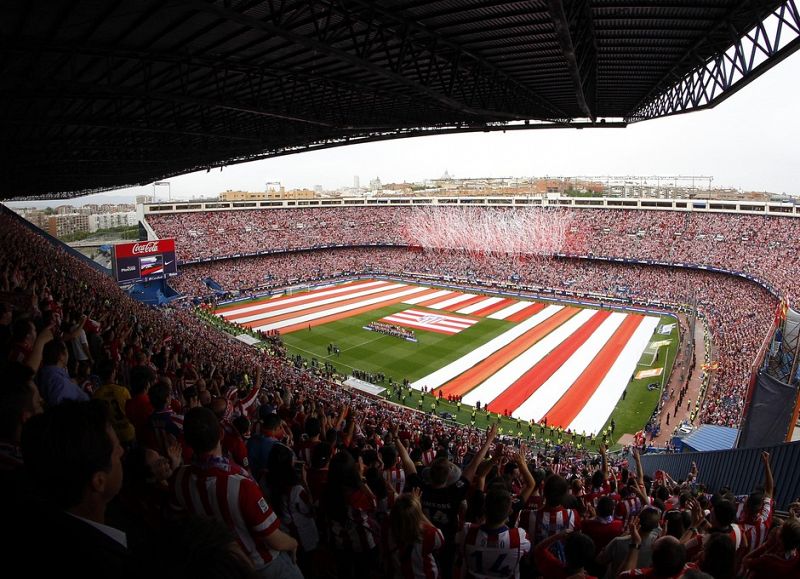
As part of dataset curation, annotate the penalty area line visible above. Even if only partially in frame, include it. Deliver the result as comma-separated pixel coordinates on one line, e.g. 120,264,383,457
334,332,393,356
284,344,359,372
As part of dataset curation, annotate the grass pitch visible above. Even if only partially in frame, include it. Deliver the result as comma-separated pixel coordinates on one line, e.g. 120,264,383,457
281,303,513,381
279,298,679,444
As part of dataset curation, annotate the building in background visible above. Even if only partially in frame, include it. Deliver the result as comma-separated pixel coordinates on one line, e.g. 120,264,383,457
88,211,138,232
220,190,271,201
47,213,89,237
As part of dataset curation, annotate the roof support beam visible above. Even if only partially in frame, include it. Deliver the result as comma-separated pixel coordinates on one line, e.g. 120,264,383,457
628,0,800,121
548,0,597,121
190,0,568,121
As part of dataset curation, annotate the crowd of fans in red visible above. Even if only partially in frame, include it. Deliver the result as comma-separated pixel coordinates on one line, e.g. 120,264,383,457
2,207,798,578
147,208,407,259
169,244,773,430
151,206,791,429
149,207,799,306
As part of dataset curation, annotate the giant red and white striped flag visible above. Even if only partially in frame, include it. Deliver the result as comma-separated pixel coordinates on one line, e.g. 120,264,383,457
380,309,477,335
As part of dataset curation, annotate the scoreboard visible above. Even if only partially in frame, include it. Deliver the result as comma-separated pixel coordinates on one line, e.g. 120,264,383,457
112,239,177,283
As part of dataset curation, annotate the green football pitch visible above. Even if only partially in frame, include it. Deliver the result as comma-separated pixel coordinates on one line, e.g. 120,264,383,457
277,299,679,444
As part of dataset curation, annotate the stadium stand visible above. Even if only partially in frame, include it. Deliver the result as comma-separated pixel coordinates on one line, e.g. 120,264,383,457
147,207,800,307
5,0,800,574
6,198,800,576
150,206,789,430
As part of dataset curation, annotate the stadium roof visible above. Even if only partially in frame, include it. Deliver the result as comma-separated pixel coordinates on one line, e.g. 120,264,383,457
1,1,799,199
681,424,739,452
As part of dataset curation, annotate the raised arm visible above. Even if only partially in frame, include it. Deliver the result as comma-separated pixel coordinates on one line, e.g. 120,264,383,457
599,443,608,483
515,443,537,504
334,404,349,431
341,411,356,448
394,432,417,476
462,423,498,483
61,314,88,341
630,448,648,502
761,451,774,498
253,365,263,392
24,325,53,372
616,515,642,576
688,460,698,484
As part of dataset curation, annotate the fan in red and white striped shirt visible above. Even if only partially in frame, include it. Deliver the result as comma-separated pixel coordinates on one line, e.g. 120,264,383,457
168,407,301,575
517,475,581,545
456,487,531,579
387,494,445,579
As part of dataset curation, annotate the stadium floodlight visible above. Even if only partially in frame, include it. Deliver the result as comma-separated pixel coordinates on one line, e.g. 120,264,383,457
153,181,171,202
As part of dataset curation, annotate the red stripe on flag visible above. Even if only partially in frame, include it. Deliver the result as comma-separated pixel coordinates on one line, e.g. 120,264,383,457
441,295,486,312
241,285,418,329
222,280,387,321
415,291,459,308
543,314,644,428
214,280,361,314
380,317,458,335
400,311,476,328
434,307,581,399
472,298,517,317
487,310,612,414
505,302,546,323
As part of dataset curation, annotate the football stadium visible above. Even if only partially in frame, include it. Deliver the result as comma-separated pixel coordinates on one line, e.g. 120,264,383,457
3,2,800,578
213,276,676,439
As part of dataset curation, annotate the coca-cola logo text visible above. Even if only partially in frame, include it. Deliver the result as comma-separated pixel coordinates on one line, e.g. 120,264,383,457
132,242,159,255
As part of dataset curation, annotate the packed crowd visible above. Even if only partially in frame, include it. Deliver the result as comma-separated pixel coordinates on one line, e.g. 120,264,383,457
1,206,793,578
150,207,800,306
172,246,774,428
146,208,406,260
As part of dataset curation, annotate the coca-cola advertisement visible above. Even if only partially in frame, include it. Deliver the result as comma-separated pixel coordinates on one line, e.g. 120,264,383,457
112,239,177,283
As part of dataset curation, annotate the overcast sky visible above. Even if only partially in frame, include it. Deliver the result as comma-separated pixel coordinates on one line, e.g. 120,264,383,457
9,50,800,207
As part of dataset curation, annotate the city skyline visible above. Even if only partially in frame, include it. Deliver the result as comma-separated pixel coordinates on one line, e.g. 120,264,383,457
6,50,800,208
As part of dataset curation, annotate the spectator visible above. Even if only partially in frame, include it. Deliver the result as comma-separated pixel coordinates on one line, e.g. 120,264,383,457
14,400,127,577
0,363,44,498
322,449,380,578
600,507,661,579
456,486,532,578
619,535,693,578
37,339,89,407
264,443,318,576
387,491,444,579
534,530,596,579
92,359,136,448
743,517,800,578
168,407,301,579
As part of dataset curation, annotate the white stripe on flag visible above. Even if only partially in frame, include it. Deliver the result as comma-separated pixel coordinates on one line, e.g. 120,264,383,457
411,305,563,391
568,316,660,435
254,286,429,331
403,289,449,305
232,283,406,324
427,293,477,310
389,312,474,329
406,310,476,325
218,280,388,317
487,301,532,320
382,315,466,334
457,297,504,315
461,309,599,407
513,312,628,422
